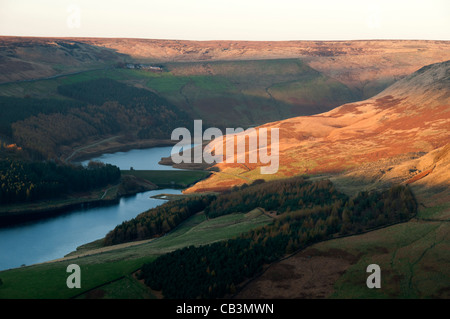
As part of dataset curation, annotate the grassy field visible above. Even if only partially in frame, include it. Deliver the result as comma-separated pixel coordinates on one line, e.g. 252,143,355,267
299,203,450,299
0,210,271,299
121,170,211,188
77,275,156,299
0,59,360,129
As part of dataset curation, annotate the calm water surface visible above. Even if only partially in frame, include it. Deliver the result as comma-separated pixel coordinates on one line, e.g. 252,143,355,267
81,145,188,170
0,146,184,271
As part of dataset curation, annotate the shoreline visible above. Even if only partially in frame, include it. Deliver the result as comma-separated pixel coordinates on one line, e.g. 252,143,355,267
0,139,212,227
0,196,120,228
0,170,212,227
0,139,179,226
62,137,178,164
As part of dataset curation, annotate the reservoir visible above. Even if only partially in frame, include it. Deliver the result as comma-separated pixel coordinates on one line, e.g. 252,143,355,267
0,146,183,271
80,145,191,170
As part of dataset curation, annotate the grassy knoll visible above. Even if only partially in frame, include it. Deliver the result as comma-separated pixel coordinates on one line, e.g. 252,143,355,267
121,170,211,188
0,210,271,299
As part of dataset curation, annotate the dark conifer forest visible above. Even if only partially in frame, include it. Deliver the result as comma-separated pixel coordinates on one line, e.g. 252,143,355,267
103,195,214,245
2,79,192,159
0,159,120,204
102,176,417,299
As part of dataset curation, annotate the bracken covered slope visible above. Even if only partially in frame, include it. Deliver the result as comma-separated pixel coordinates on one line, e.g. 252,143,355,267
186,60,450,193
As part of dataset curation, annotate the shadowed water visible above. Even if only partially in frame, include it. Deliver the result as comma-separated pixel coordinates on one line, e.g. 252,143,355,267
0,146,187,271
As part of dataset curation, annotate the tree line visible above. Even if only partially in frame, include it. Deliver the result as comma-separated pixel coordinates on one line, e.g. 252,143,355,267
103,195,214,246
0,159,120,204
205,177,348,218
6,78,192,159
137,179,417,299
103,176,344,246
0,96,85,138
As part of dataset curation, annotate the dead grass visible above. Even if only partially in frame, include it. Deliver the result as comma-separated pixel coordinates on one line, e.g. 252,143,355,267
185,62,450,194
236,248,359,299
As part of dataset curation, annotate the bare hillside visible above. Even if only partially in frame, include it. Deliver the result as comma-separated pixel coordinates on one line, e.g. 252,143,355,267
186,60,450,194
1,37,449,98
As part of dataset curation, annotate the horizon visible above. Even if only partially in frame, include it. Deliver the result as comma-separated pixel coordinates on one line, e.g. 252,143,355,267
1,35,449,42
1,0,449,41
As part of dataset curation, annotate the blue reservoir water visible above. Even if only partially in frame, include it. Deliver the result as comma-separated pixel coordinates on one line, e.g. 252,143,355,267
0,146,183,271
80,144,195,170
